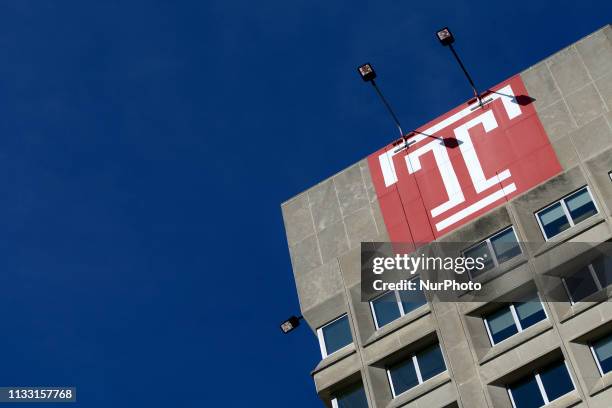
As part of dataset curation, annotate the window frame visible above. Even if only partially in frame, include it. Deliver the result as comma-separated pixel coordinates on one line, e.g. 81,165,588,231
561,262,607,305
386,343,447,398
316,314,352,358
462,226,522,279
507,360,576,408
483,292,548,346
589,334,612,377
535,186,599,241
369,276,426,330
330,383,367,408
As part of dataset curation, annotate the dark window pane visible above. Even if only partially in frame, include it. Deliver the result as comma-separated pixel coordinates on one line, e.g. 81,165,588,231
486,307,518,344
491,228,521,264
322,316,352,355
335,383,368,408
514,295,546,330
416,344,446,381
389,357,419,396
538,202,570,239
565,188,597,224
592,255,612,289
539,361,574,402
508,375,545,408
398,283,427,315
372,292,401,328
464,241,494,278
564,267,599,303
593,334,612,375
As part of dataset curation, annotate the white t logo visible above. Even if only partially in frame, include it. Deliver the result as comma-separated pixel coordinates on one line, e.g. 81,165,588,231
377,85,521,232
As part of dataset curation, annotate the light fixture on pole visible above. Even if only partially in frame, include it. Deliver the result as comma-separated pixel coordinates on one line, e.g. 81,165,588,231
436,27,483,108
280,315,303,334
357,63,404,138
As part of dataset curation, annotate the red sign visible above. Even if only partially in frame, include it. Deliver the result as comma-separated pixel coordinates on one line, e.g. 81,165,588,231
367,75,562,244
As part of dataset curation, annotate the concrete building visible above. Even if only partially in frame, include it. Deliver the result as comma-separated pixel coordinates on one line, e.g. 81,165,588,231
281,25,612,408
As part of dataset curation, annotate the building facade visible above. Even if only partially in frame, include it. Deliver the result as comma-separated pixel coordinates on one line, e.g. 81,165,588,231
281,25,612,408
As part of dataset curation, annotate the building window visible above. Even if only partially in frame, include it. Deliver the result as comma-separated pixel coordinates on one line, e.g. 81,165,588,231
463,226,521,279
483,292,547,345
590,333,612,376
507,360,575,408
317,315,352,358
562,254,612,304
370,279,427,329
371,291,401,329
535,186,598,240
387,343,446,398
331,383,368,408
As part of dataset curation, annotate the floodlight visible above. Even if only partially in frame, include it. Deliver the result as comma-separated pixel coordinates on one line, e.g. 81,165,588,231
280,315,302,334
436,27,455,46
358,63,377,82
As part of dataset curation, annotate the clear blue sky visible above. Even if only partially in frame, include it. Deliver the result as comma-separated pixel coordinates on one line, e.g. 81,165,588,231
0,1,609,406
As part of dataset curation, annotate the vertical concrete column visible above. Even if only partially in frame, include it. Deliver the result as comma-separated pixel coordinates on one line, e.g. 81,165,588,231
431,301,489,408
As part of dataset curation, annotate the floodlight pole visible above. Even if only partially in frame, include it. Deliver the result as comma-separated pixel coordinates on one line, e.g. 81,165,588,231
369,79,404,138
447,44,482,108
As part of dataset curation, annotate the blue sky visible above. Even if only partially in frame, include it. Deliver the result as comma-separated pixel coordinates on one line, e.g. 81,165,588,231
0,1,609,406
